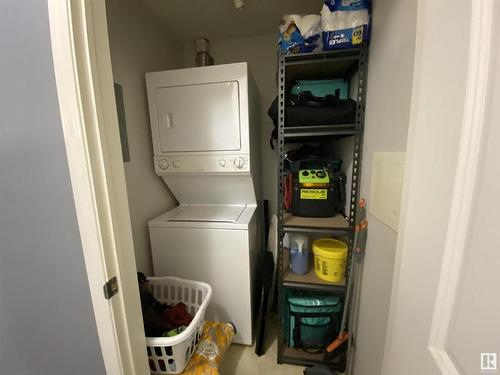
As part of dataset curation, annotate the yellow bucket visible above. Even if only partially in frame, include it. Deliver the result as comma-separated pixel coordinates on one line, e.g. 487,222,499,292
312,238,348,282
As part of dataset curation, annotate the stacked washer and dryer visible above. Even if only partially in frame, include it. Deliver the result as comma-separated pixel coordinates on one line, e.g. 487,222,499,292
145,63,260,345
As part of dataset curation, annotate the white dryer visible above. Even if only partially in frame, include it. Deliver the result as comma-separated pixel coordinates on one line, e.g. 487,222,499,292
145,63,260,345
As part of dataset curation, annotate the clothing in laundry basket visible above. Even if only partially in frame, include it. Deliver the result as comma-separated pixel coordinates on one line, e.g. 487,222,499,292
137,272,193,337
180,321,235,375
162,303,193,328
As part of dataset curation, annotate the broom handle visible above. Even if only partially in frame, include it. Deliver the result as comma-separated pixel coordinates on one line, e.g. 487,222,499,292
327,200,367,353
342,200,366,329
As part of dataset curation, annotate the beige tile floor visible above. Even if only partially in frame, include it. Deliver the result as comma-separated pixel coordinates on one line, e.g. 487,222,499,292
219,319,304,375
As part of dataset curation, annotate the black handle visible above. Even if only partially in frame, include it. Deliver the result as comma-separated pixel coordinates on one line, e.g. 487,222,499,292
335,172,346,213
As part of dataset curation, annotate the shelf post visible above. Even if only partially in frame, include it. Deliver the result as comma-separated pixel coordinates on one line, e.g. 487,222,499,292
277,52,286,364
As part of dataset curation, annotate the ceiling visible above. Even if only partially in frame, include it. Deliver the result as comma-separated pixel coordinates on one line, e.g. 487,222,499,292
141,0,324,43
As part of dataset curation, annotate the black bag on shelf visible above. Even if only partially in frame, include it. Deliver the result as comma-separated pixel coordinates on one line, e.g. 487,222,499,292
267,97,357,149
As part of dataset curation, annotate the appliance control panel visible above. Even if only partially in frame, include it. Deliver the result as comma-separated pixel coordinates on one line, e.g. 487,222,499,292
155,154,250,174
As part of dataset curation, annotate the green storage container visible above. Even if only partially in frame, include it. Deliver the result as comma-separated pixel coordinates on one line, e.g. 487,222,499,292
291,79,349,100
284,291,342,349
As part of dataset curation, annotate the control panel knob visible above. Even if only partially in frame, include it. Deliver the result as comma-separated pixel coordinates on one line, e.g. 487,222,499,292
219,159,226,167
234,157,245,169
158,159,169,170
172,160,181,168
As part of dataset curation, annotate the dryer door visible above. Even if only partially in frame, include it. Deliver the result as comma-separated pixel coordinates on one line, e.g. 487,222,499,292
153,81,241,153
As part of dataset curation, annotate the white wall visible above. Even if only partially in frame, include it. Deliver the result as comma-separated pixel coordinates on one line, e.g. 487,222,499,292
184,34,278,214
353,1,417,374
106,0,183,274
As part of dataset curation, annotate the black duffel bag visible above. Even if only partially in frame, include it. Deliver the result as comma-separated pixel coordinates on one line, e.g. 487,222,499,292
267,95,357,149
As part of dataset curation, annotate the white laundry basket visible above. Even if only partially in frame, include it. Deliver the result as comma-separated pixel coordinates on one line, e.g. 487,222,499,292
145,276,212,374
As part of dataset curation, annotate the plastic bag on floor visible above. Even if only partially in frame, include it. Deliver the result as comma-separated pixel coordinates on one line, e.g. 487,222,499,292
321,0,371,50
180,321,235,375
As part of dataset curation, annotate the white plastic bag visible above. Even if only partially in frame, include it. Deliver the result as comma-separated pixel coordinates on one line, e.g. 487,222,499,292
279,14,321,54
321,0,371,50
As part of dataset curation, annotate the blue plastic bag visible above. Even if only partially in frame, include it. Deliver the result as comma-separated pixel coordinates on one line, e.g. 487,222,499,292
325,0,371,11
279,15,322,54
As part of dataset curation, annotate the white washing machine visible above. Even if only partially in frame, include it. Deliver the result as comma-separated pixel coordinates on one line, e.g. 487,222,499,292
145,63,260,345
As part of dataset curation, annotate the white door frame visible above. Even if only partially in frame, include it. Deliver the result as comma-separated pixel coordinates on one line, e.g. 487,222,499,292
48,1,148,374
427,0,493,372
382,0,496,374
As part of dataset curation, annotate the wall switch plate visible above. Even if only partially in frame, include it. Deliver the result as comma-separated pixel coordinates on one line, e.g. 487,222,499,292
370,152,406,231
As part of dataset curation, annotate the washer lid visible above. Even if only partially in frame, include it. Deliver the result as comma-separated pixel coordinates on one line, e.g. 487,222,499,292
165,204,246,223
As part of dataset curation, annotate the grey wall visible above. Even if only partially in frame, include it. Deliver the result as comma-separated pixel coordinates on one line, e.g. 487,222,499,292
0,1,106,374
